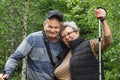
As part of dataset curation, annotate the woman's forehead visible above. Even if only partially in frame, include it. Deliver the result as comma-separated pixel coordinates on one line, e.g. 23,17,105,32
63,26,73,32
61,27,73,36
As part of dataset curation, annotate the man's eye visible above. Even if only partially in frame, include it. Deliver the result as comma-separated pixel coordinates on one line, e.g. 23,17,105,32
54,27,59,29
48,26,52,28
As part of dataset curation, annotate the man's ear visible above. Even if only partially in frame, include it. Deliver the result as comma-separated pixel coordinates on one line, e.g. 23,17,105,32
43,21,47,29
43,21,46,27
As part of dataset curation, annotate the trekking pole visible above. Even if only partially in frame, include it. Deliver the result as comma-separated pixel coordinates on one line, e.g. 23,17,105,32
97,7,107,80
98,19,102,80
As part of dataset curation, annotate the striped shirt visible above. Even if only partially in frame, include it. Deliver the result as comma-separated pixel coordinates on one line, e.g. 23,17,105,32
4,31,66,80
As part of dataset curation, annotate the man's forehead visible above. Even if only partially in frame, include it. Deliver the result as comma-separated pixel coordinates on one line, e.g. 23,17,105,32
46,22,60,28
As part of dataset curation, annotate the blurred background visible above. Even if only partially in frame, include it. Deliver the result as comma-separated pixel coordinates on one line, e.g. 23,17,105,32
0,0,120,80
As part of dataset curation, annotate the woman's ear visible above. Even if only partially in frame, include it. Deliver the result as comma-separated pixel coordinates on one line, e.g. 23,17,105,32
76,31,79,34
76,31,80,36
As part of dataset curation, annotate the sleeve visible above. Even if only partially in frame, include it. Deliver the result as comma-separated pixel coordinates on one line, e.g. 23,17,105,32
90,34,113,59
4,34,33,76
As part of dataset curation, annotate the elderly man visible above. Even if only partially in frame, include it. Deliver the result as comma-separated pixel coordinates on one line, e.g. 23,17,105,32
2,10,68,80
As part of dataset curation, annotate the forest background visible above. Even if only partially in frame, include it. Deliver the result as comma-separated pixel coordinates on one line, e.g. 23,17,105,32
0,0,120,80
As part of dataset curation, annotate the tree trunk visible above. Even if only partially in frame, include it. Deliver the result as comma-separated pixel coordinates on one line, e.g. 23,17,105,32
21,0,29,80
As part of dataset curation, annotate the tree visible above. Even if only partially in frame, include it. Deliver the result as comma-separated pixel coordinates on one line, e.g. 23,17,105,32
21,0,29,80
0,0,119,79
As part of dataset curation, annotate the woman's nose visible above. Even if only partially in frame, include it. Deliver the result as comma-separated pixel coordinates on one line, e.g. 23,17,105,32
65,35,69,39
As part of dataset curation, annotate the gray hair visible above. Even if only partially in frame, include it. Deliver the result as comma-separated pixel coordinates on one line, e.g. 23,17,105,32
62,21,80,31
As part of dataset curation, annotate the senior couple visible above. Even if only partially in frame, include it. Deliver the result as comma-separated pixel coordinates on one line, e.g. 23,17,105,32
2,7,112,80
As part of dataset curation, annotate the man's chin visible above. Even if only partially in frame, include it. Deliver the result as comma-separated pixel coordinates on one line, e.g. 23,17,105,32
49,35,57,38
48,35,58,39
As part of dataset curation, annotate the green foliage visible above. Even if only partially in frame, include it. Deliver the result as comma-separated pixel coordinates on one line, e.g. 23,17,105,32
0,0,120,79
64,0,92,34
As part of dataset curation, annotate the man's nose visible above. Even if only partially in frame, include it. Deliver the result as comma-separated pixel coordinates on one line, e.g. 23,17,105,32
51,28,56,32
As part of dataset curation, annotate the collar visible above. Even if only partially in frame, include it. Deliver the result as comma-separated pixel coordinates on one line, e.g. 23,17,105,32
68,37,85,51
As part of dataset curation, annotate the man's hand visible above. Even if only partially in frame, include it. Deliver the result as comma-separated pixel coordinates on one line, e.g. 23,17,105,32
2,74,9,80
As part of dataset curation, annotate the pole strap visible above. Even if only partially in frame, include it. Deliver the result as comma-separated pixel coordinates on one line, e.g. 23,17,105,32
42,30,55,66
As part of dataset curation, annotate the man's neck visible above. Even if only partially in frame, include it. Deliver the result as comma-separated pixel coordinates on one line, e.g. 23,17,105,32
47,37,58,42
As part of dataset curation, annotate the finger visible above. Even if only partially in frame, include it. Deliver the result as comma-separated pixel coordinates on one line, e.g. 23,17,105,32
2,74,9,79
97,7,107,15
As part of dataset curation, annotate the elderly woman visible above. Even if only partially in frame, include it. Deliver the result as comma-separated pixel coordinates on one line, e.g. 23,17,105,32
54,8,113,80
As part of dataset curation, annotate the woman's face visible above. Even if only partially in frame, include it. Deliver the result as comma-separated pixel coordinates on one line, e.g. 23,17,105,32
61,26,79,47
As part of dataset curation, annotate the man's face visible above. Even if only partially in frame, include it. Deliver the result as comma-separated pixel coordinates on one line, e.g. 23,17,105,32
44,18,61,41
61,26,79,47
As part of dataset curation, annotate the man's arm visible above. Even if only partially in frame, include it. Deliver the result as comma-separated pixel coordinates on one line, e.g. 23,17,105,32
2,34,33,80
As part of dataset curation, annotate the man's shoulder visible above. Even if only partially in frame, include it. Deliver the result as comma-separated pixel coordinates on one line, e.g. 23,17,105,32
26,31,44,46
27,31,43,38
26,31,43,41
30,31,42,36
